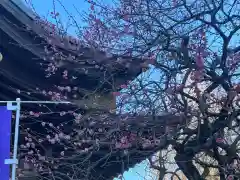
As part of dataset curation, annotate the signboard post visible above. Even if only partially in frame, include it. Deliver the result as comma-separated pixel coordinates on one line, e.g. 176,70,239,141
0,106,12,180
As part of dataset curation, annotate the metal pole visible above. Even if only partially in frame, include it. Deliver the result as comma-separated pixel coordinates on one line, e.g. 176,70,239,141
11,98,21,180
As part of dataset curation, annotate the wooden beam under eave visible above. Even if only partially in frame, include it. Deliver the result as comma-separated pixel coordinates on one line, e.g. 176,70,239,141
71,92,116,112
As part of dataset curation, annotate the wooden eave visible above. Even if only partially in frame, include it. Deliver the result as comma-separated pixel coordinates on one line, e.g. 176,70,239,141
0,0,146,92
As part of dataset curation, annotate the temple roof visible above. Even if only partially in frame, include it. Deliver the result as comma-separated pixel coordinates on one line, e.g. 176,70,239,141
0,0,147,93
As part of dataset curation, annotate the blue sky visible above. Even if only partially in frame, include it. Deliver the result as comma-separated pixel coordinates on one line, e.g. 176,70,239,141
19,0,156,179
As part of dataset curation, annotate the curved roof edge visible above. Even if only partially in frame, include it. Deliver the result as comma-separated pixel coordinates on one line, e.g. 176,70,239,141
10,0,36,19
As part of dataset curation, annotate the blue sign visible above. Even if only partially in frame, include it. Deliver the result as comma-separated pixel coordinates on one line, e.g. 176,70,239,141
0,106,12,180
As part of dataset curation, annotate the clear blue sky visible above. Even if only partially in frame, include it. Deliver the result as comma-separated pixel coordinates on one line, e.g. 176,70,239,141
20,0,156,179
